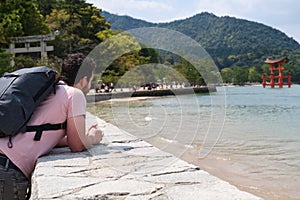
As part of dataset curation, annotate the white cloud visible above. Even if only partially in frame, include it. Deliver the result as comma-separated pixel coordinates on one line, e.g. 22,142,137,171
194,0,295,22
106,0,172,12
194,0,270,20
89,0,174,22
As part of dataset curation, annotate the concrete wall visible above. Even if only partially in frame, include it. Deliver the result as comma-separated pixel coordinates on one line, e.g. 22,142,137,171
87,86,216,102
30,112,262,199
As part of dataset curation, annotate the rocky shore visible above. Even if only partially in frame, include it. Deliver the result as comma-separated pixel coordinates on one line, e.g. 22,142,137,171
30,112,262,199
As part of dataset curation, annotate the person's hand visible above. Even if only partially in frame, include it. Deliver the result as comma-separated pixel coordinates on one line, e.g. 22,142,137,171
87,124,104,145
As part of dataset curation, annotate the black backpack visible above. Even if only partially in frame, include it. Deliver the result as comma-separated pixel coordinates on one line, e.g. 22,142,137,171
0,66,66,147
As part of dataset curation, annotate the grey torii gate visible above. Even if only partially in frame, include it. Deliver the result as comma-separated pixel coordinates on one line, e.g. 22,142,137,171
6,33,56,66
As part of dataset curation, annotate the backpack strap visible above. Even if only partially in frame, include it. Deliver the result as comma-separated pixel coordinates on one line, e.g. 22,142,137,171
26,121,67,141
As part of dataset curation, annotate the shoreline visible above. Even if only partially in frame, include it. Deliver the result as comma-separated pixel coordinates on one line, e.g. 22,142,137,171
87,86,216,102
144,134,297,200
145,139,277,200
31,112,261,199
87,85,300,200
182,150,273,200
185,150,299,200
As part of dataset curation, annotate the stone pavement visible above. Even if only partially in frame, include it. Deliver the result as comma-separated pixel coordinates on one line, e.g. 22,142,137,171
30,112,262,200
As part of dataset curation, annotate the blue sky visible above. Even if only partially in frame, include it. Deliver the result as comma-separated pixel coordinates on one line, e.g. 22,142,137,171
87,0,300,44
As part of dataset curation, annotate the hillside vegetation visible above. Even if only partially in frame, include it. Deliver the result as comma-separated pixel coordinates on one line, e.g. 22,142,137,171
103,11,300,84
1,1,300,85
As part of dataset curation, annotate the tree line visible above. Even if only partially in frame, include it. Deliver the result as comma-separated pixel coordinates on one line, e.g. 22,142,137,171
104,11,300,84
1,0,208,87
1,0,300,86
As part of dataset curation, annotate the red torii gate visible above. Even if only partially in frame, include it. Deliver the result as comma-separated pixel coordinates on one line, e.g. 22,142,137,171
262,57,291,88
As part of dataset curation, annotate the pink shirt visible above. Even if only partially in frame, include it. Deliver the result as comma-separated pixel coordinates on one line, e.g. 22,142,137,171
0,83,86,178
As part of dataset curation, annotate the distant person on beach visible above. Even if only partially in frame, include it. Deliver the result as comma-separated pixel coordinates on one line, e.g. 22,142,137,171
0,53,104,200
132,85,137,91
95,80,102,93
109,82,114,92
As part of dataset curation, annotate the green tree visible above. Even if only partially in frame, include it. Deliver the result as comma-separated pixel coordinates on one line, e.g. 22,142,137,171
0,50,13,75
36,0,53,16
46,8,81,57
284,51,300,83
78,5,110,41
221,68,233,83
173,58,204,85
165,66,187,85
45,2,110,57
248,66,262,83
14,55,35,69
232,66,249,85
93,30,151,85
20,1,49,36
0,0,24,43
195,59,221,85
0,0,49,43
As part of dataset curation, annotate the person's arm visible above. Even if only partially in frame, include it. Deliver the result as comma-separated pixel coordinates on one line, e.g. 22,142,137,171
66,115,104,152
56,136,68,147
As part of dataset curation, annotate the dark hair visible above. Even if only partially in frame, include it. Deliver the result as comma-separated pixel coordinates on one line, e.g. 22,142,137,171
61,53,96,86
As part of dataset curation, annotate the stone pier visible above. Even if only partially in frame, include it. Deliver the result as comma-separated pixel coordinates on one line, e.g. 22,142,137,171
86,86,216,102
30,112,262,199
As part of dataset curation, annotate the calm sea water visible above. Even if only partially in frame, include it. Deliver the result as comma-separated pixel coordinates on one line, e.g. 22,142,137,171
88,85,300,199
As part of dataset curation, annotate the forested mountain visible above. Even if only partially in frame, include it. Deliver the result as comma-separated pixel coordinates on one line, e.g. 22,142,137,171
102,11,300,70
102,11,154,30
2,1,300,85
